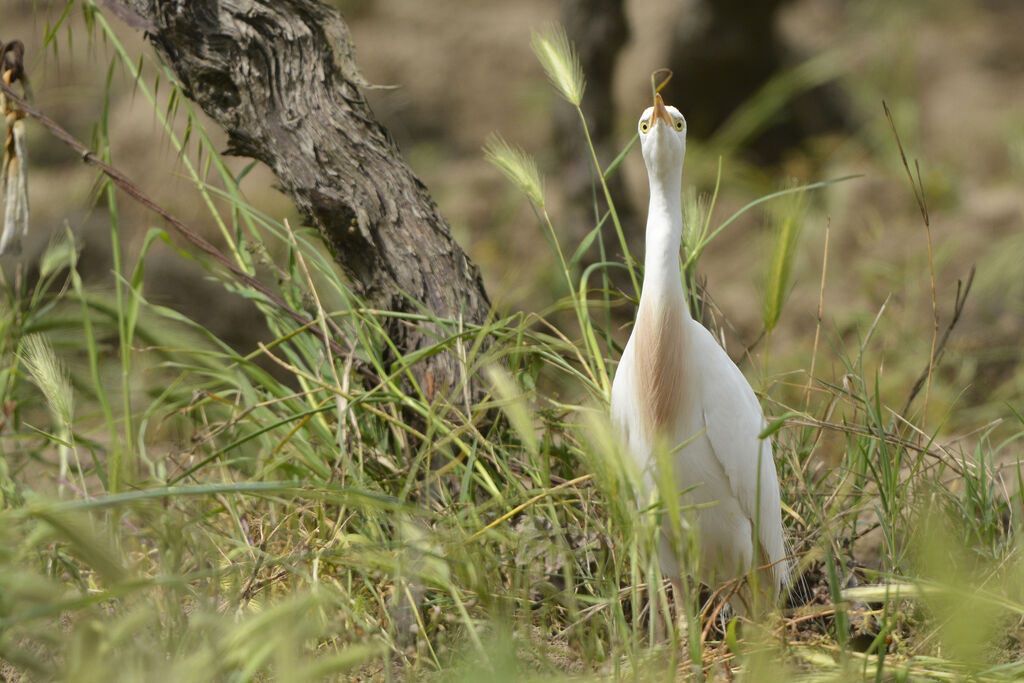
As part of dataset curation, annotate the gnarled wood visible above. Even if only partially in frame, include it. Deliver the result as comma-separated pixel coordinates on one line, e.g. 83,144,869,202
106,0,490,399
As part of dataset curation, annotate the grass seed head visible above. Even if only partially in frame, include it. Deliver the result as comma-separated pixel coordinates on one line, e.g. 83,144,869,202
18,333,73,425
762,185,808,333
483,134,546,208
530,24,585,107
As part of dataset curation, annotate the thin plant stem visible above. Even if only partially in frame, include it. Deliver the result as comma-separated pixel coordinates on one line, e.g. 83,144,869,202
575,106,640,298
805,219,830,411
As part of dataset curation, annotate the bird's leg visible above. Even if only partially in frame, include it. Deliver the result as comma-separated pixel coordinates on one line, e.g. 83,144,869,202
669,577,690,638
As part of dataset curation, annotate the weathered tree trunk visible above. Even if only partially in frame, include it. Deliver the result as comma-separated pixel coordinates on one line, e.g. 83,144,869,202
105,0,490,400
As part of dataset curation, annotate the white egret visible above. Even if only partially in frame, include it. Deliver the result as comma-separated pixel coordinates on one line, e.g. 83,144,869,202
610,93,789,615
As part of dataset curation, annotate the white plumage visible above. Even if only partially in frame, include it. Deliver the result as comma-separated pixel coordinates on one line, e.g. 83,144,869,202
610,94,789,614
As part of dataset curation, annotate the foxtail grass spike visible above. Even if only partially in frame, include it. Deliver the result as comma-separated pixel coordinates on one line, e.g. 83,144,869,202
530,24,585,106
19,333,73,425
483,134,545,208
762,185,807,333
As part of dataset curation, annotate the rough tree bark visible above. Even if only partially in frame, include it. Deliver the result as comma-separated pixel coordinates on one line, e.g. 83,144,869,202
105,0,490,399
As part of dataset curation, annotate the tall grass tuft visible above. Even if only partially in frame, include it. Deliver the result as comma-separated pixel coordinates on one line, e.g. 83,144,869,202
531,23,639,298
761,186,807,334
1,8,1021,682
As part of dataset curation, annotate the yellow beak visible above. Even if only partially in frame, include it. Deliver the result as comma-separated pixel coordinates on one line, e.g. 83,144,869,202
649,93,673,129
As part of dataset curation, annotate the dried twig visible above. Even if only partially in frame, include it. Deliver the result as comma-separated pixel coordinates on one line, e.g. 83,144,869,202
788,416,965,476
884,100,939,424
900,266,975,416
805,219,830,410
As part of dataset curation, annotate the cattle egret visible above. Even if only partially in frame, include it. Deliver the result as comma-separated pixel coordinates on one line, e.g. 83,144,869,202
610,93,789,615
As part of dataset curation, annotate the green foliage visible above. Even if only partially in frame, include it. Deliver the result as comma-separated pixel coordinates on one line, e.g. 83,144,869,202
0,8,1021,683
761,186,807,334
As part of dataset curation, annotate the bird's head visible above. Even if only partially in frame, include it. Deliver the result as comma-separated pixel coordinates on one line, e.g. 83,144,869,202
638,93,687,179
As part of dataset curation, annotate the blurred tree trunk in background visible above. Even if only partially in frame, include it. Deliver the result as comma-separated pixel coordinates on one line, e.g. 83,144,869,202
662,0,850,163
105,0,490,400
557,0,637,263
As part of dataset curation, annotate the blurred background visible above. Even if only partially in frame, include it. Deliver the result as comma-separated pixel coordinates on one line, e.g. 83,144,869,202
3,0,1023,436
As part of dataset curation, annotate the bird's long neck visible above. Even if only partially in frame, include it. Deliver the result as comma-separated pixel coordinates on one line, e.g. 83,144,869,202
640,168,688,315
632,165,692,437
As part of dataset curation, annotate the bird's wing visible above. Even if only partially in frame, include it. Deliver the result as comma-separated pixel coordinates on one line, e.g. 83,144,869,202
610,335,649,472
609,338,633,446
688,320,789,589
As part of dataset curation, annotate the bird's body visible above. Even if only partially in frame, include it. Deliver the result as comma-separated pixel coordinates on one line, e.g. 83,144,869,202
610,94,788,613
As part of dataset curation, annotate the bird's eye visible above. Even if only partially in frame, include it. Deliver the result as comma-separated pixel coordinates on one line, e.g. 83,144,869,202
674,119,685,131
640,121,650,133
